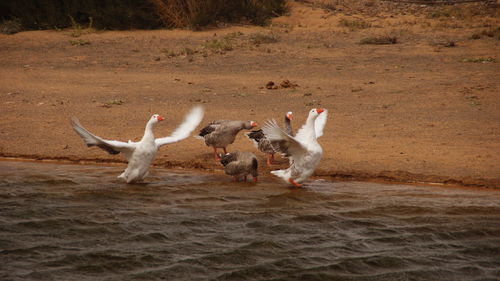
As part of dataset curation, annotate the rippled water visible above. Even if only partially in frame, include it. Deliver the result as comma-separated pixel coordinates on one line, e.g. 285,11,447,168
0,161,499,281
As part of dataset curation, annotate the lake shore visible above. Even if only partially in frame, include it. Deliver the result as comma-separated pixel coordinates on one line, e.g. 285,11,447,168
1,2,499,188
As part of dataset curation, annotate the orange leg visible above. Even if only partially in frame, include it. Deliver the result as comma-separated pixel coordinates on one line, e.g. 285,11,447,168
288,178,302,188
266,154,275,166
253,177,258,183
213,147,221,161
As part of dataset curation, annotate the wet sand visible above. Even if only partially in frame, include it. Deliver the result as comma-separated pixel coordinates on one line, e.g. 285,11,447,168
0,2,499,187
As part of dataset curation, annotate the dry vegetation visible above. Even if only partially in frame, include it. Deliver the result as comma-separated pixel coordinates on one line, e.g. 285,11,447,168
338,18,372,30
0,19,22,34
302,0,497,17
359,35,397,44
0,0,287,33
158,31,280,60
149,0,288,28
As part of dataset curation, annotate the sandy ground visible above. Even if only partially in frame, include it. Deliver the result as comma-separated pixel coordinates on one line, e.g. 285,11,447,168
1,2,499,187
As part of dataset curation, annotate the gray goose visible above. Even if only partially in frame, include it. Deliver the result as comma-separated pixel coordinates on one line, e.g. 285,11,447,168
220,150,258,182
197,120,257,160
246,111,293,165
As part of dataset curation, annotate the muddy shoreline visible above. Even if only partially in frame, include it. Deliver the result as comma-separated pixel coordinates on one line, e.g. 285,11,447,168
1,3,499,188
1,154,497,188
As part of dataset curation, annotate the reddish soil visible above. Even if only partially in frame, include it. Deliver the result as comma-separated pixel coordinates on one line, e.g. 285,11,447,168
1,2,499,187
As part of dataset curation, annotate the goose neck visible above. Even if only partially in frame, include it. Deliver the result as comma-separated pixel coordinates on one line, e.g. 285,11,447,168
303,115,317,140
142,121,155,141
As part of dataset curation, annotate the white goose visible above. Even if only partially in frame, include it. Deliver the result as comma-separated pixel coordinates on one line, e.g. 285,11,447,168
71,106,204,183
262,108,327,187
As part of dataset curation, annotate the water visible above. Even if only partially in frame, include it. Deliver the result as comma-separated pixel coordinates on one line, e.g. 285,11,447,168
0,161,499,281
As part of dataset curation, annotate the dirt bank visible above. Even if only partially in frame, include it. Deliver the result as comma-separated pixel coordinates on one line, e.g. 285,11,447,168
1,2,499,187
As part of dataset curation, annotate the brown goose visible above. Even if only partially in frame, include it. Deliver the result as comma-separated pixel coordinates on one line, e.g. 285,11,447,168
197,120,257,160
246,111,293,165
220,150,258,182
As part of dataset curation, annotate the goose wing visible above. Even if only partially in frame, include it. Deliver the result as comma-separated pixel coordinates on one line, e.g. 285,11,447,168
155,106,204,148
224,160,248,176
245,129,264,149
197,119,230,138
262,119,307,159
223,152,258,176
71,117,136,156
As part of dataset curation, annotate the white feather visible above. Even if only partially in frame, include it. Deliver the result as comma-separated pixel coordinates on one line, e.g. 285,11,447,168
155,106,204,147
72,106,204,183
262,109,328,185
71,117,136,159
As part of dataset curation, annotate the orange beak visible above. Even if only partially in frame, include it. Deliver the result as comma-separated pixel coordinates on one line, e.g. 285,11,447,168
251,121,258,127
157,115,165,121
316,108,324,114
287,113,293,120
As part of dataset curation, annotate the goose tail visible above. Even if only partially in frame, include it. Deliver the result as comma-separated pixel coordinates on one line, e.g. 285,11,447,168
270,169,290,182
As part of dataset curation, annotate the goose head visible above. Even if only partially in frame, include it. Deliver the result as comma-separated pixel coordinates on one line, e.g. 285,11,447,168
286,111,293,120
220,152,237,166
309,108,324,118
149,114,165,125
244,121,258,130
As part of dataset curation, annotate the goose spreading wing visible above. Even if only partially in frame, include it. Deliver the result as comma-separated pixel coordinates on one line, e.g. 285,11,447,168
71,106,204,183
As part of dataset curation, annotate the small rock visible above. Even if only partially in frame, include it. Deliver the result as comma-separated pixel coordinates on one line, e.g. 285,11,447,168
266,81,276,89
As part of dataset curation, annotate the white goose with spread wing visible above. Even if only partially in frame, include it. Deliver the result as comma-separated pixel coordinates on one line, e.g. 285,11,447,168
71,106,204,183
262,108,327,187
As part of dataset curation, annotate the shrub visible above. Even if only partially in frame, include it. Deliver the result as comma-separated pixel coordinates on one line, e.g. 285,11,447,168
428,6,479,20
359,36,397,45
2,0,287,31
203,37,234,54
69,39,91,46
249,32,279,45
339,18,371,30
150,0,288,29
0,18,23,34
2,0,161,30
